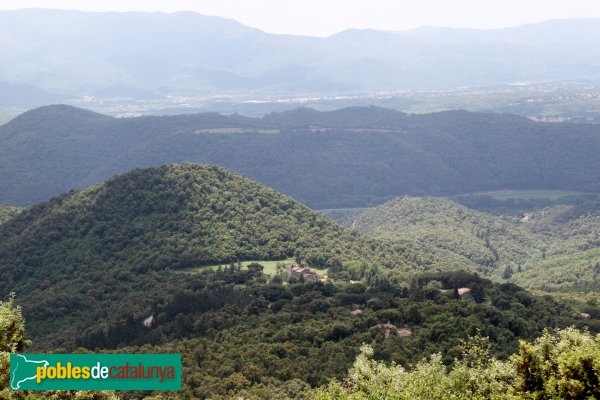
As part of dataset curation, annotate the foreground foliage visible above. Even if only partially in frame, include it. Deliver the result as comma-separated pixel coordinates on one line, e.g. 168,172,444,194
316,328,600,400
3,262,600,398
110,271,597,399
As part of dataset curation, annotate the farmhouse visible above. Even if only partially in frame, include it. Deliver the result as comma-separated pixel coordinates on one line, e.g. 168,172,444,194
285,264,319,281
380,321,413,339
143,315,154,328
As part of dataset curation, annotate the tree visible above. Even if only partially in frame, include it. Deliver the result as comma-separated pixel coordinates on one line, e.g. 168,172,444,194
0,293,29,353
513,328,600,399
316,328,600,400
247,262,264,277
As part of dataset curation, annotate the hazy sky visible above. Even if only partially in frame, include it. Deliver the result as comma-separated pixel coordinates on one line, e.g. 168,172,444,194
2,0,600,36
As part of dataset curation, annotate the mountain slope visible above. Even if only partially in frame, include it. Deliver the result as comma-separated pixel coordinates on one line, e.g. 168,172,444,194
347,197,600,293
1,165,598,398
514,202,600,292
120,271,599,398
0,163,426,347
345,197,540,274
2,105,600,208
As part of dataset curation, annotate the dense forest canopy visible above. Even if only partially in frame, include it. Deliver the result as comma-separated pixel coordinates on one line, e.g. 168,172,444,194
0,205,22,225
2,105,600,208
1,164,599,398
0,163,430,348
3,8,600,400
4,269,598,399
345,197,538,273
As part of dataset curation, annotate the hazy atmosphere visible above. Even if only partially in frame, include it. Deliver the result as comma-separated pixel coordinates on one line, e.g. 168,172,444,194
3,0,600,35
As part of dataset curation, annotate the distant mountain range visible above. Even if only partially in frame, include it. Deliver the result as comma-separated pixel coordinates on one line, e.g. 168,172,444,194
2,105,600,208
1,9,600,102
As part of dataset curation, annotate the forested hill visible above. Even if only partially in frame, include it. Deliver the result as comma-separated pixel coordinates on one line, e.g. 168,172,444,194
345,197,539,274
346,196,600,293
2,105,600,208
0,163,427,347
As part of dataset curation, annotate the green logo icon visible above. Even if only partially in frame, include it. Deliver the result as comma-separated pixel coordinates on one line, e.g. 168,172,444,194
10,354,181,391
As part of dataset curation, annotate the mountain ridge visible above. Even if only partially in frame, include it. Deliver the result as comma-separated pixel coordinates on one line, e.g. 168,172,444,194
2,105,600,209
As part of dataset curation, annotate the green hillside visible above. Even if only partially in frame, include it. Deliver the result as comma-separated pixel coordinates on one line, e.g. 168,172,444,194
512,202,600,292
0,163,427,348
5,269,598,399
347,197,600,293
117,271,598,399
345,197,540,275
316,327,600,400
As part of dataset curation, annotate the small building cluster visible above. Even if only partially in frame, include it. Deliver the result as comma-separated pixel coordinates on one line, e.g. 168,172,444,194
438,287,472,296
143,315,154,328
381,321,413,339
285,264,320,281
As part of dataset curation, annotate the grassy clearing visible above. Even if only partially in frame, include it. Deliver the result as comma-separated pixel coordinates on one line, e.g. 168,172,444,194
472,190,587,201
179,258,296,275
319,208,369,221
178,258,329,279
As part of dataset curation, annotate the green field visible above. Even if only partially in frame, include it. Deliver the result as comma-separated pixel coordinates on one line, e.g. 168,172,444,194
179,258,296,275
319,207,369,221
179,258,329,279
472,189,588,201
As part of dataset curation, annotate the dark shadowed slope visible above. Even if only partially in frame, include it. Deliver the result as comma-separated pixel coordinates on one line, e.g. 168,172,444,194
2,105,600,208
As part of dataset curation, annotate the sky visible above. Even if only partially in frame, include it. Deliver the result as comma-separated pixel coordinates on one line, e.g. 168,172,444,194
1,0,600,36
